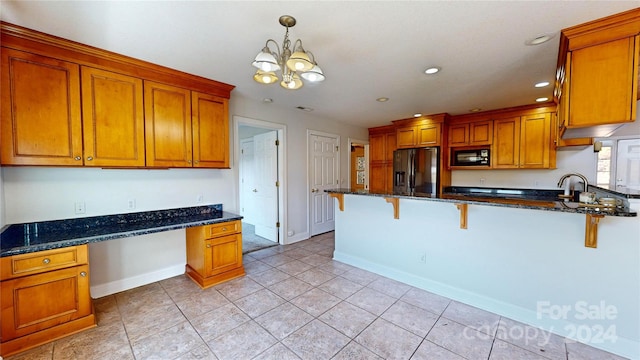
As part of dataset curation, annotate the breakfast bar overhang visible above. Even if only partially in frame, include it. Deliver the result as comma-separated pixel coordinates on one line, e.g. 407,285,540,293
327,189,640,359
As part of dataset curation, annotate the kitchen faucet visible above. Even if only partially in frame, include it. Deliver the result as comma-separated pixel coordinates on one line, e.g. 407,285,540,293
557,173,589,194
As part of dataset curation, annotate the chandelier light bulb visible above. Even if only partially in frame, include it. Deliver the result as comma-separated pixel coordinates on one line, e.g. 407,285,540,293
252,15,324,90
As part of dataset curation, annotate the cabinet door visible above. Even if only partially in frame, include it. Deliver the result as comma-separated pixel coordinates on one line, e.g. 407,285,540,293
204,234,242,277
417,124,441,146
144,81,193,167
568,36,638,127
469,121,493,145
369,133,386,162
369,163,389,192
0,265,92,341
192,92,229,168
1,48,83,166
385,133,396,162
396,126,417,148
449,123,469,146
520,113,552,168
81,67,145,167
492,117,520,169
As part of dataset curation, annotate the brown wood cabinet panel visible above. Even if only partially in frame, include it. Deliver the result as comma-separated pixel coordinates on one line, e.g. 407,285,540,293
417,124,440,146
369,163,389,193
1,48,83,166
470,121,493,145
192,92,229,168
449,123,469,146
1,265,92,341
1,245,88,280
568,36,638,128
81,67,145,167
492,117,520,169
520,113,552,168
205,234,242,277
144,81,193,167
369,133,386,163
385,133,396,161
396,126,417,148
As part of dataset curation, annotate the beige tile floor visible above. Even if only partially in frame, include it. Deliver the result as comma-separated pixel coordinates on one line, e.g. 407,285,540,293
7,232,628,360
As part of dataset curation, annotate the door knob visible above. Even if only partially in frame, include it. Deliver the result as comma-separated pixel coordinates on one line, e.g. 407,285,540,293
311,189,318,193
253,189,258,192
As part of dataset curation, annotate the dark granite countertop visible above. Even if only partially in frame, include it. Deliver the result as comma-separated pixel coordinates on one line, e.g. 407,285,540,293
0,204,242,257
326,186,637,217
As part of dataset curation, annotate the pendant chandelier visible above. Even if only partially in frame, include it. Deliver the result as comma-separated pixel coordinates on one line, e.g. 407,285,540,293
252,15,325,90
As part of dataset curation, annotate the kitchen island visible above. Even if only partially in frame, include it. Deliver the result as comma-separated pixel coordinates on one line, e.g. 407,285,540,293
326,188,639,359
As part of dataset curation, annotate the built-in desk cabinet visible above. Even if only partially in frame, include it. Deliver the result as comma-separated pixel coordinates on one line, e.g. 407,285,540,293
0,245,95,357
0,22,233,168
185,220,245,288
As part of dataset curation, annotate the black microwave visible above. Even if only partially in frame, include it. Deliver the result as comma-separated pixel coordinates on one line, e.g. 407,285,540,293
452,148,490,166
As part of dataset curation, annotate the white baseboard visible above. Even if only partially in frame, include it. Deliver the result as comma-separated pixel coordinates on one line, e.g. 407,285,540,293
90,264,185,298
333,251,640,360
284,231,310,245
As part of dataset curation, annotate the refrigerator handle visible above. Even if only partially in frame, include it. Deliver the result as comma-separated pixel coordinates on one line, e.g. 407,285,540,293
409,151,415,190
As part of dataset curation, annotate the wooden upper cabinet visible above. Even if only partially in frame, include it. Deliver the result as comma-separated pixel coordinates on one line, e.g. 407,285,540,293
81,67,145,167
368,125,396,193
566,36,638,132
144,81,193,168
192,92,229,168
556,8,640,138
492,117,520,169
520,113,552,168
369,133,386,163
448,120,492,147
416,124,440,146
448,123,469,146
1,48,83,166
396,123,441,148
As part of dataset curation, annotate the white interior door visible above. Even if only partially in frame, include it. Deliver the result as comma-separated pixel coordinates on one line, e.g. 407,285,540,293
239,139,256,224
254,131,278,242
616,138,640,192
310,133,339,236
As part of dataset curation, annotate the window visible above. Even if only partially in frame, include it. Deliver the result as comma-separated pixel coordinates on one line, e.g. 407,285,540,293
595,137,640,191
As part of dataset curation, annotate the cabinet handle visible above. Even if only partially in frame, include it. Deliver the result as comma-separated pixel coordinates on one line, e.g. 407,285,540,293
74,156,81,161
42,258,51,264
187,160,192,164
222,227,227,231
86,156,93,161
194,160,199,164
206,244,211,248
80,271,87,277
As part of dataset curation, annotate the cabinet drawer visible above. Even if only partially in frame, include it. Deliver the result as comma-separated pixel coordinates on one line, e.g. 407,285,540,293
204,220,241,239
0,245,88,280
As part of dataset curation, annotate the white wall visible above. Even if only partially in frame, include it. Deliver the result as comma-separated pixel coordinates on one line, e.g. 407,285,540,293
0,93,368,297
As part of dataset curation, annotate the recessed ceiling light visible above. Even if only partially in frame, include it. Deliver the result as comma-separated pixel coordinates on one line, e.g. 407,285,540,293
536,97,549,102
526,34,554,46
376,97,389,102
413,113,422,118
469,108,482,112
296,106,313,112
424,67,440,75
534,81,550,88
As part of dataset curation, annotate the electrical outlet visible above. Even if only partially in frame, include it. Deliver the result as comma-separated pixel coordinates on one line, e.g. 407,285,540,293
480,178,485,185
420,252,427,264
197,194,204,203
75,201,86,214
127,199,136,210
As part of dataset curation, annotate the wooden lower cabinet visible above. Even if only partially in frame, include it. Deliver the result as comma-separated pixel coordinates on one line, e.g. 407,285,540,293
185,220,245,288
0,245,95,358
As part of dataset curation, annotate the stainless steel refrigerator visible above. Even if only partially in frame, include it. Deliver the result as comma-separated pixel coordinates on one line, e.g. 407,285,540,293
393,147,440,196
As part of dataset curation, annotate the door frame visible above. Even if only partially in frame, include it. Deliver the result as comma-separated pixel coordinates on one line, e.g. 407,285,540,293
348,137,370,190
307,129,340,237
234,116,286,245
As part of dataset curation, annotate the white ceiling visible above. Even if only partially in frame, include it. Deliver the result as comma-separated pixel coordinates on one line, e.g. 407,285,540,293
2,1,638,129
